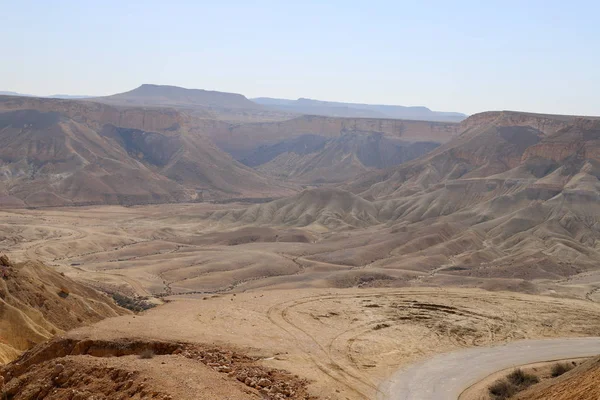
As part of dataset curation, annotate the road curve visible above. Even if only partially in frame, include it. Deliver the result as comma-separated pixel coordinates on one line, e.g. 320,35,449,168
377,337,600,400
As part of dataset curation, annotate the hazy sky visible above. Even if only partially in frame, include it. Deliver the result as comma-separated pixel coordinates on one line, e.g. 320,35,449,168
2,0,599,115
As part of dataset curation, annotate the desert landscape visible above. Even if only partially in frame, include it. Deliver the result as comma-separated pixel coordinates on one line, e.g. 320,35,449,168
0,78,599,400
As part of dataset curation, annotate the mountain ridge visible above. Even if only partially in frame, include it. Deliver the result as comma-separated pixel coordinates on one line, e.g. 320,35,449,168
0,95,295,206
253,96,467,122
95,84,263,110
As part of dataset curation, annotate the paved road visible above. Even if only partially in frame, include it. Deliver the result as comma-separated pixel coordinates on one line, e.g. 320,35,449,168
377,337,600,400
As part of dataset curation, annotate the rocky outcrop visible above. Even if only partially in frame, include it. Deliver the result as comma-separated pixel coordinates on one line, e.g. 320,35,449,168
213,115,459,159
0,95,187,133
460,110,600,137
2,337,316,400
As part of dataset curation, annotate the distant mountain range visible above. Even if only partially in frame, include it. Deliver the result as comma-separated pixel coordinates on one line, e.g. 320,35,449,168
0,91,93,99
93,84,262,110
2,85,467,122
253,97,467,122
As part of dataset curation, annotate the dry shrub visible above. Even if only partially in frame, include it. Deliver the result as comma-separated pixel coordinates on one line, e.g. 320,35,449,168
139,349,154,359
489,369,540,399
507,368,539,389
551,362,574,377
489,380,516,399
328,271,395,288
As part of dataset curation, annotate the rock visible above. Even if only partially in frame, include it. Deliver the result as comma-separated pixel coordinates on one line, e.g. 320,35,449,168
217,365,232,373
0,254,11,267
257,378,272,387
52,363,65,376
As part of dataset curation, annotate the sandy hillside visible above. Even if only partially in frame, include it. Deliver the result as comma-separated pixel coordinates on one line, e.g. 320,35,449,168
0,96,295,206
0,255,126,363
32,288,600,399
514,356,600,400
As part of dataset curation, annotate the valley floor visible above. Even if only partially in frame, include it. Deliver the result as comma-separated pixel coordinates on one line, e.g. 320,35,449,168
3,204,600,399
2,203,599,302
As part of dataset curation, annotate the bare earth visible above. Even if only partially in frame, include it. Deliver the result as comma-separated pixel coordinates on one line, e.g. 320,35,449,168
2,203,597,302
3,204,600,399
63,288,600,399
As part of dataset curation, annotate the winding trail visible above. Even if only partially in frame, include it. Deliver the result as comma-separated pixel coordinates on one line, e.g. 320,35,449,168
378,337,600,400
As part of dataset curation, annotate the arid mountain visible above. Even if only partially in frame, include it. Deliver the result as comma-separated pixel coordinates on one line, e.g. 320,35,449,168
210,187,381,229
253,97,467,122
0,255,125,363
348,111,600,199
93,84,297,122
0,91,92,99
97,84,261,110
250,133,440,183
0,96,294,206
0,91,30,97
209,110,600,287
315,110,600,281
210,115,459,183
214,115,459,158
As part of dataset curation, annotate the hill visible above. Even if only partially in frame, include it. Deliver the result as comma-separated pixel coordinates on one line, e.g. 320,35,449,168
93,84,296,123
251,133,441,183
209,187,381,229
313,110,600,283
207,109,600,288
253,97,467,122
0,95,294,206
0,255,126,363
97,84,262,110
209,115,459,183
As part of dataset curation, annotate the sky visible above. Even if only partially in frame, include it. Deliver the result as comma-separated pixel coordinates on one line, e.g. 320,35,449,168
1,0,599,116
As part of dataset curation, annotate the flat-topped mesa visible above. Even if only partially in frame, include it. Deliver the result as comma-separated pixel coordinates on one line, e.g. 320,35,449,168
95,84,262,110
460,110,600,136
0,95,188,133
231,114,460,143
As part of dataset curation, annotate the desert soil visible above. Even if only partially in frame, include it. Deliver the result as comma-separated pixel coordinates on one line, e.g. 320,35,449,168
0,204,595,301
61,287,600,399
4,204,600,399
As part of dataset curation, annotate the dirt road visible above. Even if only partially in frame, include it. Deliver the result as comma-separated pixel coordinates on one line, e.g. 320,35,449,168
378,337,600,400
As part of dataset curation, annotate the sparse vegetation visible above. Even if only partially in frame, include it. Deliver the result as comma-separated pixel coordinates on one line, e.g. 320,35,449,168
373,323,390,330
489,379,516,399
329,271,396,288
57,287,70,298
489,369,540,399
507,368,539,388
551,362,574,377
139,349,155,359
112,293,156,313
